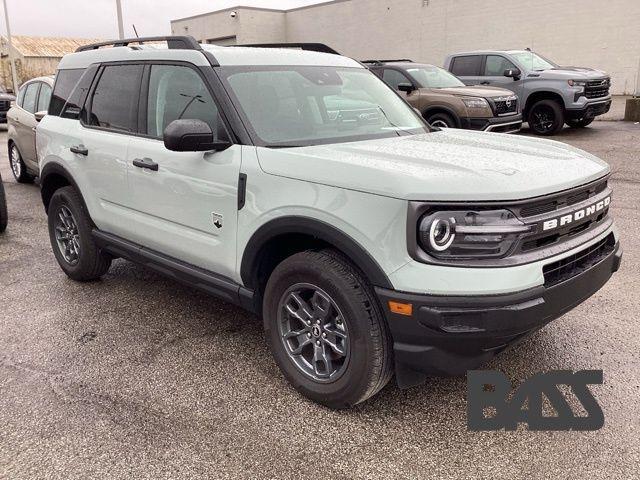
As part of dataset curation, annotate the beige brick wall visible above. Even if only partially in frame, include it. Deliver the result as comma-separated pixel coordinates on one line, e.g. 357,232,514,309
172,0,640,94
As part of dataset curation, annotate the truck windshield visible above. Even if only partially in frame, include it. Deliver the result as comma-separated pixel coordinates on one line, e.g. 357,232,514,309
510,52,557,71
406,65,465,88
219,66,428,147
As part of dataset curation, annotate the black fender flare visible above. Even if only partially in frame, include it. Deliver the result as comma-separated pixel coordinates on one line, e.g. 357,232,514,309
40,162,87,213
422,105,462,128
240,216,394,290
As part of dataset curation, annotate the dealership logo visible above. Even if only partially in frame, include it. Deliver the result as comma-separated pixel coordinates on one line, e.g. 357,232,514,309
541,196,610,231
467,370,604,431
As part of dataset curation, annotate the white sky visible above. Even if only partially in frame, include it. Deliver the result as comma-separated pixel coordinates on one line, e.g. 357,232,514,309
2,0,323,38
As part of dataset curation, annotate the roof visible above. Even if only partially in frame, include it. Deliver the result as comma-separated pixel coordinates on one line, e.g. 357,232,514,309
447,49,530,56
3,36,101,58
58,43,362,69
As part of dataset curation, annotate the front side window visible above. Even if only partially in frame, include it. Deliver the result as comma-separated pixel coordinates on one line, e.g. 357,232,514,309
22,83,39,113
220,66,427,147
450,56,482,76
146,64,221,138
88,64,143,132
50,69,84,116
484,55,517,76
37,83,52,112
406,66,465,88
382,69,412,91
510,51,557,71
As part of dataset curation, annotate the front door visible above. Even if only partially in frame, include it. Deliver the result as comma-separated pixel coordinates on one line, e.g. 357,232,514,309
481,55,524,98
125,63,241,278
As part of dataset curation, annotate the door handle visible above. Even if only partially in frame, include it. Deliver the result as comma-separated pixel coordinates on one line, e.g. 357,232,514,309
132,157,159,171
480,81,491,85
70,144,88,155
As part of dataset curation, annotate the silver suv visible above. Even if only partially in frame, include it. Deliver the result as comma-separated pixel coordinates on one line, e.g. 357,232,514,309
37,37,621,408
445,50,612,135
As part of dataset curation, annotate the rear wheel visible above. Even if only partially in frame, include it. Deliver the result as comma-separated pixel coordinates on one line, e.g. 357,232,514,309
47,186,111,281
527,99,564,136
9,143,35,184
263,249,393,409
426,112,456,129
566,117,594,128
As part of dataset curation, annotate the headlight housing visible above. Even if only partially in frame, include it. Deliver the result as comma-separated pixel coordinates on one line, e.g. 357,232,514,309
568,80,587,87
418,209,531,259
461,97,489,109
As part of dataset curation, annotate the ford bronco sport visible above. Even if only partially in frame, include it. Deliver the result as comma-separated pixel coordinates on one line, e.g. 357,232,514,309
445,50,612,136
365,60,522,133
37,37,621,409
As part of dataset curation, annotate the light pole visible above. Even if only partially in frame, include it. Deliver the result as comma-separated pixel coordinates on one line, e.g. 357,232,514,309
115,0,124,39
2,0,18,93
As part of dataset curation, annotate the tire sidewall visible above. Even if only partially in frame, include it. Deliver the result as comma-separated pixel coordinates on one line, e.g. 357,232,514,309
427,112,456,128
263,254,381,407
0,175,7,233
528,100,564,135
9,143,33,183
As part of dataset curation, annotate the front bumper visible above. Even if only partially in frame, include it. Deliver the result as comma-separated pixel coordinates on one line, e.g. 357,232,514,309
376,238,622,389
566,98,612,120
461,113,523,134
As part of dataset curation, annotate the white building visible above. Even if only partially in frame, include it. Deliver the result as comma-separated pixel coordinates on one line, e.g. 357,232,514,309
171,0,640,95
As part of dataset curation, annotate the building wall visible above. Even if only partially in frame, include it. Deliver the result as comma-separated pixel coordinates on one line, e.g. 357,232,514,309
0,56,60,90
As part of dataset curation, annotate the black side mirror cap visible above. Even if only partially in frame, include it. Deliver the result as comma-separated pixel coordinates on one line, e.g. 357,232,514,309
34,111,47,122
397,83,415,93
504,68,522,79
163,119,232,152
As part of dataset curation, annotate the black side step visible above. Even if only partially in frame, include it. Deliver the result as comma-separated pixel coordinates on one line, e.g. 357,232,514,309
92,230,255,312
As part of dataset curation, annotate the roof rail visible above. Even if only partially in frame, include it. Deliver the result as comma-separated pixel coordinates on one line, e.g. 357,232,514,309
234,43,340,55
361,59,414,65
75,35,202,52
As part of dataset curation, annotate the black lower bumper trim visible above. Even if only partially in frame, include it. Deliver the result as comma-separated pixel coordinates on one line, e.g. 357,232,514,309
376,239,622,388
567,100,611,120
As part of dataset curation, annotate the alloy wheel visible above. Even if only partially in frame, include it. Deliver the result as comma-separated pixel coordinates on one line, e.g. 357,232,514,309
531,105,555,133
430,119,450,128
10,145,21,179
54,205,81,265
277,283,350,383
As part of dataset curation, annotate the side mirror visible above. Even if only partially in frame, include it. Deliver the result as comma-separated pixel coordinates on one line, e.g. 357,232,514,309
35,111,47,122
163,119,231,152
397,83,415,94
504,68,521,80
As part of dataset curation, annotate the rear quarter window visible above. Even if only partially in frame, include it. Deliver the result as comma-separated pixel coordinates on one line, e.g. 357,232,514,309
49,69,85,116
450,56,482,76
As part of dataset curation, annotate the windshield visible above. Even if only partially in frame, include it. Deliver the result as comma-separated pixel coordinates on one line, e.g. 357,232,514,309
219,66,428,147
510,51,557,71
406,65,465,88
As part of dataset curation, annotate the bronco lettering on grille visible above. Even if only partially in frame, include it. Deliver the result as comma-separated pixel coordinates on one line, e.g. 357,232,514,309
542,196,610,231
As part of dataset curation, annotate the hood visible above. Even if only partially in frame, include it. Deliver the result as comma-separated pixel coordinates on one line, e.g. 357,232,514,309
0,93,15,101
532,67,609,81
429,85,516,98
256,130,609,201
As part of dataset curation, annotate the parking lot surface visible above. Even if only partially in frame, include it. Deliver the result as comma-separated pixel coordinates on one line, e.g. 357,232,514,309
1,123,639,479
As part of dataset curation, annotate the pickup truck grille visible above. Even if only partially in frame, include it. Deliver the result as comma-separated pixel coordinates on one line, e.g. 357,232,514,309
543,233,614,287
492,96,518,116
585,78,610,99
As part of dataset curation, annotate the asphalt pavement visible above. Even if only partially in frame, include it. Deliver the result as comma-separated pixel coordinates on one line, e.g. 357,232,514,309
1,123,639,479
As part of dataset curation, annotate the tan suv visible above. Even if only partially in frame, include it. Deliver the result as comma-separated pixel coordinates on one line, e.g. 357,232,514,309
366,60,522,133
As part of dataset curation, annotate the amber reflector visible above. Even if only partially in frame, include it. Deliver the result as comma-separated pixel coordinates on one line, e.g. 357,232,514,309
388,301,413,316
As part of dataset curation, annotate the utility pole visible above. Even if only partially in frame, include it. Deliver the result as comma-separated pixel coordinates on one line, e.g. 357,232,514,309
2,0,18,93
115,0,124,39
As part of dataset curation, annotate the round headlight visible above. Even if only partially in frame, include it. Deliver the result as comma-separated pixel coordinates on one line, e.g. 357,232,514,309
429,217,455,251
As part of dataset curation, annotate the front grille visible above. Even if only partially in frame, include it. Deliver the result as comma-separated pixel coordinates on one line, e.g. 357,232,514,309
543,233,615,287
0,100,10,111
493,97,518,116
585,78,610,99
519,179,608,218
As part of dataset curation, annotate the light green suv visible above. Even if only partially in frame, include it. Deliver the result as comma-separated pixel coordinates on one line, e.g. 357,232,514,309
37,37,621,408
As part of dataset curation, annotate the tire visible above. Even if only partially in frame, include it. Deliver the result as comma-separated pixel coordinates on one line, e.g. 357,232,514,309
426,111,456,129
263,249,393,409
47,186,111,281
0,174,7,233
527,99,565,136
8,142,35,184
566,117,594,128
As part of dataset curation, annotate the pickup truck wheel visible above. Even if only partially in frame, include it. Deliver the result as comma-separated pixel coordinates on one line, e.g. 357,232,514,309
0,174,7,233
566,117,594,128
47,186,111,281
426,112,456,129
527,99,564,136
9,143,35,184
263,249,393,409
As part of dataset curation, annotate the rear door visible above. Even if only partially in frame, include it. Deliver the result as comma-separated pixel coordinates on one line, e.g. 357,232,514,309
448,55,483,86
124,63,242,277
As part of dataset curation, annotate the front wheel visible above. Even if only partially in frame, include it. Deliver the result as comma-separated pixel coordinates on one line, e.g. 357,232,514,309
263,249,393,409
527,99,565,136
566,117,594,128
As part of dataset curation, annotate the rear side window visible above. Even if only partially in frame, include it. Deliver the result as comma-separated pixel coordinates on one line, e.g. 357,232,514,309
450,56,482,76
88,64,143,132
50,69,84,116
22,83,39,113
37,83,52,112
146,64,221,138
